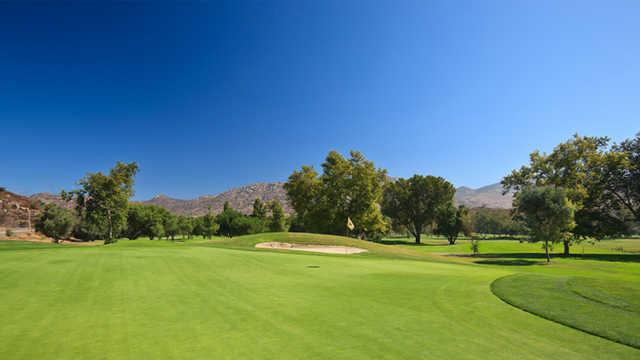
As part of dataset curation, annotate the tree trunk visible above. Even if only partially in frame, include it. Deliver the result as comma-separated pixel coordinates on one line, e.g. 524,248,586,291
545,239,550,263
106,211,114,244
413,222,422,244
448,236,456,245
563,239,570,257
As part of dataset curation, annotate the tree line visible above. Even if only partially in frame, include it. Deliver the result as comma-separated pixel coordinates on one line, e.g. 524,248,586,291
503,133,640,260
284,150,472,244
284,132,639,255
35,162,288,243
34,132,639,254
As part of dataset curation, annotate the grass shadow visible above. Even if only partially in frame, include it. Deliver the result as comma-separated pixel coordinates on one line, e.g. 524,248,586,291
476,253,640,263
474,259,540,266
376,240,449,247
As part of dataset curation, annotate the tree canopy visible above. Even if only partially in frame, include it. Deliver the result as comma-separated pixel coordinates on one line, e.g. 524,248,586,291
285,150,389,240
514,186,576,262
268,200,287,232
35,203,76,241
63,162,138,244
381,175,455,244
435,204,472,245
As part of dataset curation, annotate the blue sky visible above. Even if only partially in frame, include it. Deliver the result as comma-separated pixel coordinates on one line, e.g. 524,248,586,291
1,1,638,200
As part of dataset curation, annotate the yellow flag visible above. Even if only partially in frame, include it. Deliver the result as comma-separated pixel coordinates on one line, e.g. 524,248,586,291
346,217,355,231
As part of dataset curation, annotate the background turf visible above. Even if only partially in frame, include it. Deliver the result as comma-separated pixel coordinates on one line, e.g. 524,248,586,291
0,235,639,359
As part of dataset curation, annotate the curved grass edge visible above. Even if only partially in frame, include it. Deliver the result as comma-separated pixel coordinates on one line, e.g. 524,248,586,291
490,274,640,350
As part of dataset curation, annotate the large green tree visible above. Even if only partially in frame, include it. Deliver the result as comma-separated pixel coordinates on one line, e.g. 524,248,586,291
284,151,388,239
514,186,576,262
126,204,164,240
35,203,77,242
435,204,472,245
251,198,267,219
177,216,194,239
502,134,618,255
469,208,527,235
595,133,640,223
64,162,138,244
267,200,287,232
162,211,179,240
381,175,455,244
201,207,219,239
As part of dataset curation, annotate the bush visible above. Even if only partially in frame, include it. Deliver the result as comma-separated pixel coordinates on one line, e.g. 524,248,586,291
5,229,14,237
35,204,77,241
470,239,480,256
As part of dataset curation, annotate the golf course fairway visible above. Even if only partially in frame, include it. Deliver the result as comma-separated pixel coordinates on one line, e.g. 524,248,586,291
0,234,638,359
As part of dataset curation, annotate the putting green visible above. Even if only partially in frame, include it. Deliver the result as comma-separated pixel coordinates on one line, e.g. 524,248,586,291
491,273,640,349
0,237,638,359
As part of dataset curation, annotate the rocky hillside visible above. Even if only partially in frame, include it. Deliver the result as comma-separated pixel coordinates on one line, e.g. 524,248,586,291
0,188,40,228
29,192,74,209
141,182,291,216
454,183,513,209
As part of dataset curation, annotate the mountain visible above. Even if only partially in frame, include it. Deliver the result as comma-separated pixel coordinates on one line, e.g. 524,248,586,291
141,182,291,216
454,183,512,209
29,192,74,209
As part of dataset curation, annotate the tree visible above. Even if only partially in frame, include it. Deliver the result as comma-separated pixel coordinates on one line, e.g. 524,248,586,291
470,208,527,236
251,198,267,219
35,203,76,242
436,204,472,245
201,207,219,239
284,151,389,240
125,204,166,240
515,186,576,262
268,200,287,232
283,166,320,230
162,211,179,240
215,203,260,237
502,134,614,255
594,133,640,223
125,204,149,239
381,175,455,244
216,204,243,237
63,162,138,244
177,216,194,239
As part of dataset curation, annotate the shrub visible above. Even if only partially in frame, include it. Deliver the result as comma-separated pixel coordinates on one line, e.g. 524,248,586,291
35,204,77,241
5,229,14,237
470,239,480,256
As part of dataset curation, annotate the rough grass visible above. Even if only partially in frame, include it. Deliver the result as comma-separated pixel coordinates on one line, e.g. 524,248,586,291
0,234,639,359
491,274,640,349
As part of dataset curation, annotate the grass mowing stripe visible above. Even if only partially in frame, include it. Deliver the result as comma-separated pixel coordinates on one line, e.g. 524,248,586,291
491,273,640,349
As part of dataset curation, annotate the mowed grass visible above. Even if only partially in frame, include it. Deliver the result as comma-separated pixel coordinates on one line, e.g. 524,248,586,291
0,234,639,359
492,274,640,348
380,236,640,255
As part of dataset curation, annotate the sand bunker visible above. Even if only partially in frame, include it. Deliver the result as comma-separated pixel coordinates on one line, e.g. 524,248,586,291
255,242,367,254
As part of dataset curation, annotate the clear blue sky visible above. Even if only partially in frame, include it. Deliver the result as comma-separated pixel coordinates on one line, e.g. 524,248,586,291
1,1,638,200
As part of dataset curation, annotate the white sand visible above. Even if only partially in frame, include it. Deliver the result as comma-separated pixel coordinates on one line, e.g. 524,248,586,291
255,242,367,254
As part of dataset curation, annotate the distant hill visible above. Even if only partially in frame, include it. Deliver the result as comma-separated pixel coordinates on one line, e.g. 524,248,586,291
141,182,291,216
29,192,74,209
454,183,513,209
12,181,512,224
0,188,40,228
